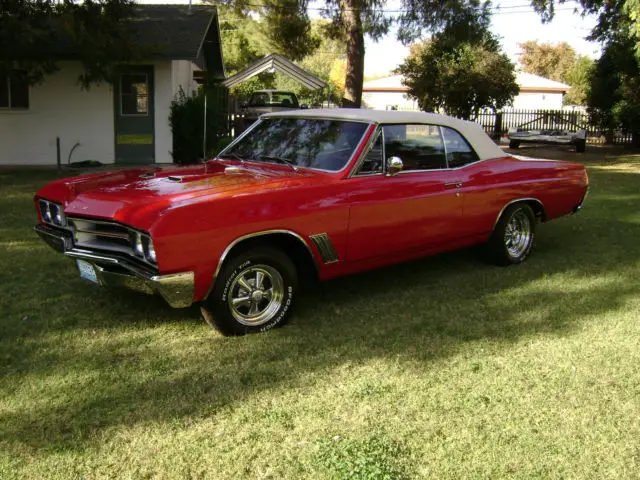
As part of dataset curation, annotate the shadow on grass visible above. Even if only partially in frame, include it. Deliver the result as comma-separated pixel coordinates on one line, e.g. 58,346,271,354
1,165,639,454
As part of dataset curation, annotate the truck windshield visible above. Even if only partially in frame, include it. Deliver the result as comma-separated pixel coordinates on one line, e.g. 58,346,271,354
221,118,369,171
249,92,299,108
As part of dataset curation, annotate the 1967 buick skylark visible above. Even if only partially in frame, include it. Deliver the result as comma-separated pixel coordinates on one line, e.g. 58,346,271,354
34,110,589,335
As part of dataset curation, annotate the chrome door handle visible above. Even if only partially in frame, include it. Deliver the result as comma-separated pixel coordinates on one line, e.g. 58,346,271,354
444,182,463,188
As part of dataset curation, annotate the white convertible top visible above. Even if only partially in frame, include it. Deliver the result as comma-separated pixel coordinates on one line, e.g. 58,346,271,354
262,108,506,161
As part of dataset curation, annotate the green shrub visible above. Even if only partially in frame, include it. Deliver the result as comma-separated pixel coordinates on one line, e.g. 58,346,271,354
169,86,230,164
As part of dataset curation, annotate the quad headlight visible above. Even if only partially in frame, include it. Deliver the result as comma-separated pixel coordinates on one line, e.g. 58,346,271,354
38,199,66,227
132,231,156,264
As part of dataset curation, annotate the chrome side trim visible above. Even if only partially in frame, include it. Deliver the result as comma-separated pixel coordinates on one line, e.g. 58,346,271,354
493,197,546,228
309,233,339,263
207,229,319,299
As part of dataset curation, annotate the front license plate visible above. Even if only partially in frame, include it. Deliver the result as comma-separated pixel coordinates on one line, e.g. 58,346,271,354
77,260,99,284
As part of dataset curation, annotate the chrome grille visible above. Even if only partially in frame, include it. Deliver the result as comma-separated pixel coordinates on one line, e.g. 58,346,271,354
68,218,134,255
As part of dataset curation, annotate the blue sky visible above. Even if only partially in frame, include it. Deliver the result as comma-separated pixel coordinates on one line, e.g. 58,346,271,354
138,0,602,77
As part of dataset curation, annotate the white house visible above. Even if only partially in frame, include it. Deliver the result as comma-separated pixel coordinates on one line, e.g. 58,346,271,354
362,72,571,112
0,5,225,166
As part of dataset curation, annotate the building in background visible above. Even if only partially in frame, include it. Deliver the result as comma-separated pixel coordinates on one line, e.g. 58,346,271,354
0,5,225,166
362,72,570,112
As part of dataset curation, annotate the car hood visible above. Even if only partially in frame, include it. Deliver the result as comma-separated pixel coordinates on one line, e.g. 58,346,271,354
36,161,321,230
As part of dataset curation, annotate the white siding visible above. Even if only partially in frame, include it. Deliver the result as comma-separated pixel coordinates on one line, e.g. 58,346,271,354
510,91,565,110
154,61,173,164
0,62,115,166
0,60,198,165
362,91,420,111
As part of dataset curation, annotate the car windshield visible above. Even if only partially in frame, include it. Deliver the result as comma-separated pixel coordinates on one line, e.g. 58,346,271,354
249,92,299,108
221,118,369,171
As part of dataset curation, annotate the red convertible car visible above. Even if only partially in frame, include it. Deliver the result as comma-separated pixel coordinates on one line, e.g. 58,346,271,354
34,110,589,335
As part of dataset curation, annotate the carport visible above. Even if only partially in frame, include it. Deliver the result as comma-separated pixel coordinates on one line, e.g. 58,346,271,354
222,53,327,93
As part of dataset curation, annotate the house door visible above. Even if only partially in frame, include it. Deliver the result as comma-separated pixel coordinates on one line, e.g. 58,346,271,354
113,66,155,164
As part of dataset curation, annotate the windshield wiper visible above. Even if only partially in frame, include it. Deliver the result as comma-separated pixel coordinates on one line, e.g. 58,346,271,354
259,155,298,171
220,152,247,162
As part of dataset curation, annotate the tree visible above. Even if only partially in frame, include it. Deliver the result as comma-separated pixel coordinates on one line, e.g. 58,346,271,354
563,55,594,105
588,37,640,145
0,0,138,88
219,10,346,104
396,5,519,119
218,0,504,107
530,0,640,143
518,41,577,82
518,40,594,105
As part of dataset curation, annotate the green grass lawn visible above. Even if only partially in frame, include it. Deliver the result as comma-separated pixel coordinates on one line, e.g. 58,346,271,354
1,150,640,479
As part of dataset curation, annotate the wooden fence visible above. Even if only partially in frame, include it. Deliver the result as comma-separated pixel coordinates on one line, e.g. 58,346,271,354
475,109,634,145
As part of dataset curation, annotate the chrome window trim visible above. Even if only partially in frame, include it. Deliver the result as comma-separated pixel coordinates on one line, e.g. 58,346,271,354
366,123,488,176
493,198,545,228
438,125,449,168
217,117,373,175
380,122,448,174
349,125,385,178
440,125,481,169
206,229,320,299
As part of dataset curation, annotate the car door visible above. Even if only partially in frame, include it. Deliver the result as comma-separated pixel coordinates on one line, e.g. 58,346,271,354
439,126,507,238
346,124,464,262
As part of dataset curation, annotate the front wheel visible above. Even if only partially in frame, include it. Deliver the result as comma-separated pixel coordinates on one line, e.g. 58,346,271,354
203,247,298,336
509,140,520,149
487,203,536,265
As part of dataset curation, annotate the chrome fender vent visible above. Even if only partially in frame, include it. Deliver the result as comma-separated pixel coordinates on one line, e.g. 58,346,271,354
309,233,339,264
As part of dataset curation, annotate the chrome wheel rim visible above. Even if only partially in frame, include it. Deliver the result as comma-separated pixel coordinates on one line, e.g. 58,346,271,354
228,265,284,326
504,209,532,258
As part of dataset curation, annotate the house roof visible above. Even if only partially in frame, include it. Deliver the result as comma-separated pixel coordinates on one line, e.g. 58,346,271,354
362,75,407,92
363,72,571,93
223,54,327,90
129,5,217,61
48,4,224,74
516,72,570,92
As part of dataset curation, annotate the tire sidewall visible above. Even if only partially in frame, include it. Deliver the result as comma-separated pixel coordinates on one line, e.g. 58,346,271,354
209,249,297,335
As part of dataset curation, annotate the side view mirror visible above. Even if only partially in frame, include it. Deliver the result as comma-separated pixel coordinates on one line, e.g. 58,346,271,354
300,104,308,109
387,156,403,176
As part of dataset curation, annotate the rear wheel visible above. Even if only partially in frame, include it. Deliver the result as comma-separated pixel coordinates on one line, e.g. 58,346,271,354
575,139,586,153
509,140,520,149
487,203,536,265
203,247,298,336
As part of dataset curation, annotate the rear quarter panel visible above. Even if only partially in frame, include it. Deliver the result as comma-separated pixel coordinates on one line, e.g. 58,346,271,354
459,155,588,236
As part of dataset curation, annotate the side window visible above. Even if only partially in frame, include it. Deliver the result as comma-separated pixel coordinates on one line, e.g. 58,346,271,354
356,130,383,175
441,127,479,168
382,124,446,171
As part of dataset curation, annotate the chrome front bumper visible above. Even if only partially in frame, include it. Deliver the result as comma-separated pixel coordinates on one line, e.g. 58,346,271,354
34,224,194,308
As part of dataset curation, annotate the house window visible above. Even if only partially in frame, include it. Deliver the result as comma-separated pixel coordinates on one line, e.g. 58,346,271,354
0,74,29,109
120,74,149,115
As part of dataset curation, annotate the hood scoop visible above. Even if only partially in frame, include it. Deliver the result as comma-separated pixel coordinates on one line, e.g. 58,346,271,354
167,176,183,183
139,172,156,179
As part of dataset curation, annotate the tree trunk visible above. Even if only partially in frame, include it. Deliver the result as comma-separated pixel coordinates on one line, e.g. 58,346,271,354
340,0,365,108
